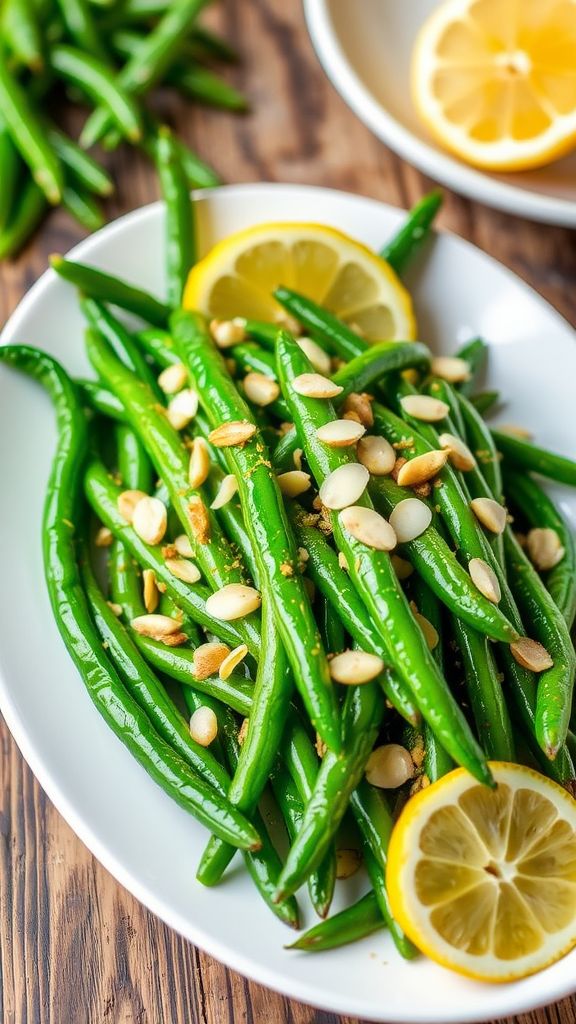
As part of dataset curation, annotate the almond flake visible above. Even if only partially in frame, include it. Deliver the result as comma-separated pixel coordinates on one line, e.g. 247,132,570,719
208,420,257,447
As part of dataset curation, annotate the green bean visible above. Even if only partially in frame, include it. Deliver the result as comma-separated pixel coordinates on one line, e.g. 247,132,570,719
170,64,248,111
165,131,221,190
318,595,345,655
155,126,195,306
0,52,63,203
470,390,499,416
275,286,372,361
452,615,515,760
457,337,487,396
49,127,113,196
456,388,503,500
81,297,162,398
78,378,126,420
0,176,46,260
62,182,105,232
171,309,341,754
493,430,576,488
504,470,576,629
407,575,453,783
1,0,43,70
203,461,259,584
287,891,384,951
51,45,142,143
51,255,171,326
331,340,431,400
188,25,239,63
54,0,109,61
0,118,20,232
379,190,442,275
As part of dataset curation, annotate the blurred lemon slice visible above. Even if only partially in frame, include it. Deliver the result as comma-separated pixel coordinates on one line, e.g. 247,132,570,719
183,222,416,341
387,763,576,981
412,0,576,171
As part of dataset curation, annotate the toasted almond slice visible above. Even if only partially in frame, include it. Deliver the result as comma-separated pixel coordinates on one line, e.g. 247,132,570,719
107,602,123,617
165,557,201,584
357,434,396,475
187,496,210,544
336,848,362,880
297,336,331,375
510,637,554,673
210,317,246,348
438,432,476,471
243,372,280,407
132,496,167,545
219,643,249,679
319,463,369,510
188,437,210,489
117,489,148,523
95,525,113,547
410,603,439,651
329,649,384,684
397,450,448,487
158,362,188,395
208,420,257,447
292,373,343,399
192,641,231,679
470,497,507,535
498,424,533,440
391,554,414,580
400,394,449,422
339,505,397,551
273,310,301,335
389,497,432,543
205,584,261,621
277,470,312,497
293,447,303,470
174,533,194,558
365,744,414,788
526,527,565,571
316,419,366,448
338,551,349,572
430,356,470,383
342,392,374,428
142,568,159,613
189,706,218,746
237,717,250,745
210,474,239,509
469,557,501,604
131,613,185,640
167,388,199,430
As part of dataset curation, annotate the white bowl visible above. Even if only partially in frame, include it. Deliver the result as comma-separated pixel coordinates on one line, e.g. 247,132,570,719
1,183,575,1022
304,0,576,227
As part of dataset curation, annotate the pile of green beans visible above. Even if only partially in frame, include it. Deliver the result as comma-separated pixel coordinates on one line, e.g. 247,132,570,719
0,0,246,259
4,184,576,960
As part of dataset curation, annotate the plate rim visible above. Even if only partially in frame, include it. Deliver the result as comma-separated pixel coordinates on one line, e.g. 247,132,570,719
1,181,575,1023
303,0,576,228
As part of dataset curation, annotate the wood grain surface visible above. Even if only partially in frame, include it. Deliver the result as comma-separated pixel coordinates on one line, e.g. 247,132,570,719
1,2,575,1022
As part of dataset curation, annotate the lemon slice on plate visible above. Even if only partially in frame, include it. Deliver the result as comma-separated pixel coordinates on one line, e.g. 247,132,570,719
412,0,576,171
183,222,416,341
387,763,576,981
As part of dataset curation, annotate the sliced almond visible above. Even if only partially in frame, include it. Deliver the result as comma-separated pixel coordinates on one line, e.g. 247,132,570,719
189,706,218,746
510,637,554,673
297,337,331,375
470,497,507,535
158,362,188,395
273,310,301,335
107,602,123,617
469,557,501,604
132,496,167,545
165,557,201,584
498,424,533,440
277,470,312,497
243,372,280,407
142,568,159,613
397,450,448,487
95,525,113,547
316,419,366,448
210,474,239,510
188,436,210,489
438,432,476,471
131,613,187,644
389,498,432,543
338,551,349,572
430,356,470,383
342,392,374,428
329,649,384,684
365,744,414,788
219,643,249,679
208,420,257,447
526,527,565,571
167,388,199,430
237,717,250,745
339,505,397,551
400,394,449,422
293,447,303,471
335,848,362,880
187,496,210,544
192,641,230,680
410,603,439,651
205,583,261,621
174,533,194,558
391,554,414,580
357,434,395,475
319,463,369,510
117,489,147,523
209,317,246,348
292,373,343,399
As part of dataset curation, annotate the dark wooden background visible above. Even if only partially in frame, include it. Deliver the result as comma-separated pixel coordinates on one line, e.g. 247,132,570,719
1,1,575,1021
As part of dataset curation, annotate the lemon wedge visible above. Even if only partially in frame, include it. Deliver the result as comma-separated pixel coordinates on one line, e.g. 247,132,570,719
387,763,576,981
183,222,416,341
412,0,576,171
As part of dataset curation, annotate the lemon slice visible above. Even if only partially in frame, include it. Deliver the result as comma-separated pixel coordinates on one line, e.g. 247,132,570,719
412,0,576,171
387,763,576,981
183,222,416,341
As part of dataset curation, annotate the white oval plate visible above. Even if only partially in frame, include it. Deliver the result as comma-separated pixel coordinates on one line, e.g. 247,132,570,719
304,0,576,227
1,183,575,1023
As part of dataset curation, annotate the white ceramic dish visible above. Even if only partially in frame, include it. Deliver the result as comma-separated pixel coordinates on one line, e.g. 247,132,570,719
1,183,575,1023
304,0,576,227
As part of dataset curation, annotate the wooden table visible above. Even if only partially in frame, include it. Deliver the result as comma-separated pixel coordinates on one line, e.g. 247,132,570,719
1,2,575,1022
